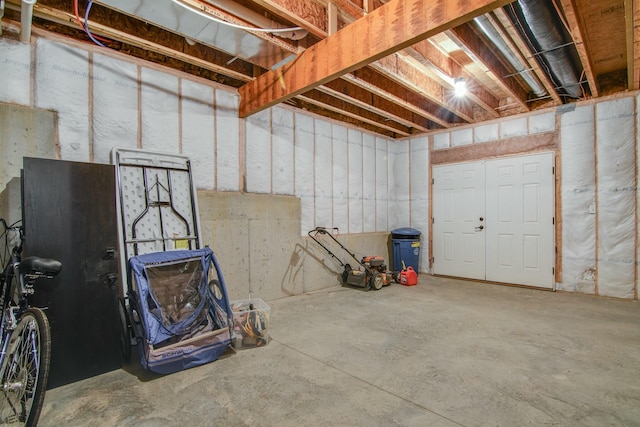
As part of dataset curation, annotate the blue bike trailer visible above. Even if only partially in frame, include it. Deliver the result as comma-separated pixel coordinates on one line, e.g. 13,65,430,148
129,248,233,374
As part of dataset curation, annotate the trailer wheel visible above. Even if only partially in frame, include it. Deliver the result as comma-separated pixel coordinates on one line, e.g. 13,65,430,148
370,272,384,290
118,297,132,362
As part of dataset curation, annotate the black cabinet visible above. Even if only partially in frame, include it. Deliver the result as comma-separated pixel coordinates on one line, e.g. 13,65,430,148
23,157,122,389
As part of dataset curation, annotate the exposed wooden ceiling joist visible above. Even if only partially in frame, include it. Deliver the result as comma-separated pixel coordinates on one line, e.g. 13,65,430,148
1,0,630,139
299,89,413,136
238,0,514,118
634,0,640,90
447,23,530,111
318,79,432,132
250,0,328,38
557,0,599,96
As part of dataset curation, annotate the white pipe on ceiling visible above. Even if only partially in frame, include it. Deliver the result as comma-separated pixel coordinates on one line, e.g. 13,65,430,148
20,0,36,43
202,0,308,40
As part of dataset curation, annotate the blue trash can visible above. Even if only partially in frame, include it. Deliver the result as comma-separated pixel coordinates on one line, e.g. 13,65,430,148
391,228,421,273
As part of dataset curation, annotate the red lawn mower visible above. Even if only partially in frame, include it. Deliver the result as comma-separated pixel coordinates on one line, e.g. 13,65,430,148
308,227,394,290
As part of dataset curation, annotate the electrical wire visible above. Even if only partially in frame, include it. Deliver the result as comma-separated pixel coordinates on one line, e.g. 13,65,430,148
170,0,303,33
84,0,107,48
73,0,110,45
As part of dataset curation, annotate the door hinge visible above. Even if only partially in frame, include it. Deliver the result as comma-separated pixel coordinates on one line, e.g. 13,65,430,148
552,217,555,225
432,178,434,185
552,267,555,275
432,217,434,224
552,166,555,175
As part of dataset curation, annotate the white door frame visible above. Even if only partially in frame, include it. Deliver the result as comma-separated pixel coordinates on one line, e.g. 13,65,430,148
431,152,556,289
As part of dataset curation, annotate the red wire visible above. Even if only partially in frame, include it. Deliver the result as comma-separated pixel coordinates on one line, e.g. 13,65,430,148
73,0,112,44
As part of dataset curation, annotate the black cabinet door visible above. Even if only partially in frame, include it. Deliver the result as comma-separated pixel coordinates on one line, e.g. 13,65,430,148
23,157,122,389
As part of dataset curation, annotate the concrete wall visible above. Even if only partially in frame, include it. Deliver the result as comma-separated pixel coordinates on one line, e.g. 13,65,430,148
0,103,58,223
197,191,390,301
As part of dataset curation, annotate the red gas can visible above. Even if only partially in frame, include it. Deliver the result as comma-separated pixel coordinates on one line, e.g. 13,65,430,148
399,266,418,286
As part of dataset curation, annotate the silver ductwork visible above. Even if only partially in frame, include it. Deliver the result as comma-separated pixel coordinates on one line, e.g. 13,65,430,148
95,0,298,70
474,15,546,98
509,0,583,98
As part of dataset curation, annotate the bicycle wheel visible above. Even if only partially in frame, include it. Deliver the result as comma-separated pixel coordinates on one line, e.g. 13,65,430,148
0,308,51,426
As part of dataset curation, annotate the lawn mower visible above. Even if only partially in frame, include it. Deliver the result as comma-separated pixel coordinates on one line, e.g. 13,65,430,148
307,227,394,290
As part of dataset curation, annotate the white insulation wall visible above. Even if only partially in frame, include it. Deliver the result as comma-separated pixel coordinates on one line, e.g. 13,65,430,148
244,107,396,235
429,101,639,299
4,34,640,298
0,35,395,237
560,98,638,299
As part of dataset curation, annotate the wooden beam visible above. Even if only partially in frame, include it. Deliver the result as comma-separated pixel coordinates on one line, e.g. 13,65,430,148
250,0,328,38
238,0,513,117
448,23,529,110
319,79,434,132
557,0,599,96
290,97,397,138
299,90,413,136
626,0,637,90
492,9,562,105
397,50,500,118
634,0,640,90
330,0,366,19
6,0,254,82
373,55,476,122
328,2,338,35
349,66,468,126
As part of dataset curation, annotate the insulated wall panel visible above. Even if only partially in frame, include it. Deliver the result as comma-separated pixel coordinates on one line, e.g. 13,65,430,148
393,141,410,229
35,39,89,161
474,123,499,143
410,136,429,272
501,117,528,138
529,112,555,133
215,90,240,191
246,109,271,193
560,105,596,293
294,113,315,234
375,137,389,231
332,125,349,232
0,38,31,105
363,133,376,232
181,79,215,190
315,120,332,227
596,98,636,299
272,107,294,195
451,128,472,147
92,54,138,163
140,67,179,153
433,132,450,150
348,129,363,234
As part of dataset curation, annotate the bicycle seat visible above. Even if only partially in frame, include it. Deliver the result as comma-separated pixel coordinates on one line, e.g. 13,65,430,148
20,256,62,276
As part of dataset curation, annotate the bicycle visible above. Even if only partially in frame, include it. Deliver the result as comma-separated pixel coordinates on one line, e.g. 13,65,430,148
0,218,61,426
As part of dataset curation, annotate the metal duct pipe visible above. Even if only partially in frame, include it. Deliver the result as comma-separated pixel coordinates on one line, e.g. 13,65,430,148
474,15,546,97
20,0,36,43
515,0,582,98
203,0,308,40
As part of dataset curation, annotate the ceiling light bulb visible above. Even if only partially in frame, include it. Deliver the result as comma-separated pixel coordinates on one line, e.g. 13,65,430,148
454,78,467,97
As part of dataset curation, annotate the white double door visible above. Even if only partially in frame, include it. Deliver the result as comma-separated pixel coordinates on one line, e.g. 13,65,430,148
432,152,555,289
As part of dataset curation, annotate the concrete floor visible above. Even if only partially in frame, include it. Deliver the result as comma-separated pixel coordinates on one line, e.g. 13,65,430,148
40,276,640,426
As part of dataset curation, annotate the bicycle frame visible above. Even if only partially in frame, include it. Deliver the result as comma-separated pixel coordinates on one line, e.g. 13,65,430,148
0,236,29,390
0,218,60,425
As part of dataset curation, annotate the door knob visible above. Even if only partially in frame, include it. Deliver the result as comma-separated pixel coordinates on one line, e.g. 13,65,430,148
475,225,484,231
